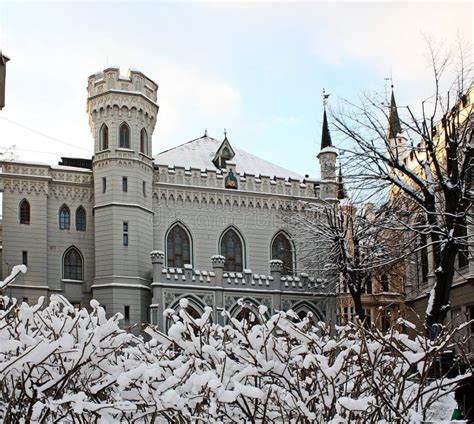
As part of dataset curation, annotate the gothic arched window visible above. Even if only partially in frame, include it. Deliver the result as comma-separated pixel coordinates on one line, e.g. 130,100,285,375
59,205,70,230
220,228,244,272
19,199,30,225
140,128,148,155
100,124,109,150
271,232,294,275
166,224,191,268
119,122,130,149
76,206,86,231
63,247,83,280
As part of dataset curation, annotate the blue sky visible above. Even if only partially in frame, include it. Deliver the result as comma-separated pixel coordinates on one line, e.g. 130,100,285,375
0,1,471,177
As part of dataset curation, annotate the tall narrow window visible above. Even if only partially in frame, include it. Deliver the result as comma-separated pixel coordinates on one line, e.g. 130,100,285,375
19,199,30,225
380,274,389,292
271,232,294,275
167,224,191,268
124,305,130,322
63,247,83,280
100,124,109,150
123,221,129,246
220,228,244,272
140,128,148,155
142,181,146,197
59,205,70,230
22,251,28,266
102,177,107,193
122,177,128,192
76,206,86,231
119,122,130,148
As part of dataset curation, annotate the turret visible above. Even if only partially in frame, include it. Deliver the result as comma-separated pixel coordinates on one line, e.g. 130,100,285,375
387,88,408,159
336,164,347,200
87,67,159,329
317,104,338,200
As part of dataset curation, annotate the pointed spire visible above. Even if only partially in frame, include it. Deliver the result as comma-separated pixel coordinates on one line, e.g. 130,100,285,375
321,108,332,150
320,88,332,150
388,88,402,140
336,164,347,200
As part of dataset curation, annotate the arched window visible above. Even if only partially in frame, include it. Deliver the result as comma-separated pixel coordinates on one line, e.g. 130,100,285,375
76,206,86,231
119,122,130,148
220,228,244,272
140,128,148,155
100,124,109,150
59,205,70,230
271,232,294,275
63,247,83,280
166,224,191,268
19,199,30,224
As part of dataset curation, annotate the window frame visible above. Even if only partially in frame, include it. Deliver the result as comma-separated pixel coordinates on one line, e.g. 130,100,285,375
59,205,71,230
219,227,245,272
140,128,148,155
166,223,192,268
270,231,295,275
75,206,87,231
123,221,129,246
119,122,131,149
100,123,109,150
122,176,128,192
19,199,31,225
62,247,84,281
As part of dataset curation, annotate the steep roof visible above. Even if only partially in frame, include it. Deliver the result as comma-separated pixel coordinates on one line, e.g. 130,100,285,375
388,89,402,139
320,109,332,150
154,135,303,179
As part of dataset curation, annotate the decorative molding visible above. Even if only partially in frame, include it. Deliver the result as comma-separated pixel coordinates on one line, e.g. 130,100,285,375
3,178,49,195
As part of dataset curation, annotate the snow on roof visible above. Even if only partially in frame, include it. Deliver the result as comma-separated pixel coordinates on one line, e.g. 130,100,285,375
154,135,303,180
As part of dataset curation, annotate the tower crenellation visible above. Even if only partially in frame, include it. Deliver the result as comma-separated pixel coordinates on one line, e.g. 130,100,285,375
87,67,158,102
87,67,159,157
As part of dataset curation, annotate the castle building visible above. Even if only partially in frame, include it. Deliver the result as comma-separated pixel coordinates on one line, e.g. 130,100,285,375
0,67,337,331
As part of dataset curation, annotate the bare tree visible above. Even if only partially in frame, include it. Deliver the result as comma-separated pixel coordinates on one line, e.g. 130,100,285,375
286,197,407,327
332,41,473,331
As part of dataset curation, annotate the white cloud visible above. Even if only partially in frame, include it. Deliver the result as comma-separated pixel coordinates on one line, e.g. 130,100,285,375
155,64,241,147
307,3,472,83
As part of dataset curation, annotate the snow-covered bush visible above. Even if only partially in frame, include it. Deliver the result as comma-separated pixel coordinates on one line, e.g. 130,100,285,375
0,294,471,423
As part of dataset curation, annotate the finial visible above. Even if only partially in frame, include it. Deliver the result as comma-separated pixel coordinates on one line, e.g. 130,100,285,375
204,128,208,137
322,88,330,109
224,128,227,139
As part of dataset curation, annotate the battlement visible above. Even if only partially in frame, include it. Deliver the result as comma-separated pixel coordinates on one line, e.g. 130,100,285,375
154,164,320,199
87,67,158,103
150,252,331,294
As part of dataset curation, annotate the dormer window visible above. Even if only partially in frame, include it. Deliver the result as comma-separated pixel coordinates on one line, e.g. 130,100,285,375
212,136,236,169
220,147,232,168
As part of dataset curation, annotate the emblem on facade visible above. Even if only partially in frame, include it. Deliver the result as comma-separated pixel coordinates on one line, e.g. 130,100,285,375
225,169,238,190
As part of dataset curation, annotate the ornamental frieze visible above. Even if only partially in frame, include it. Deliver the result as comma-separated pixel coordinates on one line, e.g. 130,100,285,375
154,188,302,212
50,185,93,201
3,179,48,195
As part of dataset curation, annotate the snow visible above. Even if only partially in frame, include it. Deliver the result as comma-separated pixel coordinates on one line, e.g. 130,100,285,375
154,135,304,180
0,293,469,422
0,264,27,289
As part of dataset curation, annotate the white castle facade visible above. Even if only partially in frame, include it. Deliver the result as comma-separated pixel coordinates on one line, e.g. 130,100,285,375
0,67,338,331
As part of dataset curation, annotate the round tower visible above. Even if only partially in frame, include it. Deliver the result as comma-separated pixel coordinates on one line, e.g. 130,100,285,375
87,67,159,326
